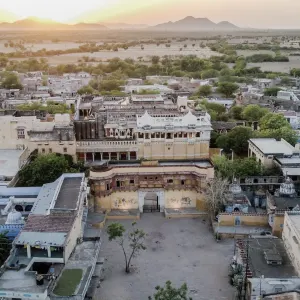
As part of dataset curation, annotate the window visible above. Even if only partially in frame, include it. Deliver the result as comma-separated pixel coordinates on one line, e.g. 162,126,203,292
41,148,45,154
167,179,173,184
17,129,25,139
181,180,185,185
63,148,67,153
49,148,52,153
130,179,135,185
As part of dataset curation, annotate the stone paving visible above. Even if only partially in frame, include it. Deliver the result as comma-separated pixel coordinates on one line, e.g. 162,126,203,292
96,213,235,300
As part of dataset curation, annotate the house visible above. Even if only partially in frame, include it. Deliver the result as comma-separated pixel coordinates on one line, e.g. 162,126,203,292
234,237,297,300
267,177,300,236
282,211,300,276
0,173,100,300
248,138,296,168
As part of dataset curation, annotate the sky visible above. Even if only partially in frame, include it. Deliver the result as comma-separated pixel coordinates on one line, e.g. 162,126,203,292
0,0,300,28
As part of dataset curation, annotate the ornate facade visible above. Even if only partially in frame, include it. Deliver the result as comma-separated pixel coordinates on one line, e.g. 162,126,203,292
89,160,214,212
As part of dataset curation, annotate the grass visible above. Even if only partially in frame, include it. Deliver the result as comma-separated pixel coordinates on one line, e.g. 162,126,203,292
53,269,83,296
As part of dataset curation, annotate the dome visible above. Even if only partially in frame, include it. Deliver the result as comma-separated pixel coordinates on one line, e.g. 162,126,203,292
5,210,23,225
229,179,242,194
280,177,296,196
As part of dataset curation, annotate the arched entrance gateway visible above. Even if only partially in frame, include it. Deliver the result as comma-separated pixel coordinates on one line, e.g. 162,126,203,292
138,189,165,213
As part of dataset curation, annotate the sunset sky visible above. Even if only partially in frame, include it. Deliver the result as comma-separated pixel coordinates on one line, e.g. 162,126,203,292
0,0,300,28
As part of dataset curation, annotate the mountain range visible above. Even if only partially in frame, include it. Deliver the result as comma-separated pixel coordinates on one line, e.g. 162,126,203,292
152,16,238,30
0,16,239,31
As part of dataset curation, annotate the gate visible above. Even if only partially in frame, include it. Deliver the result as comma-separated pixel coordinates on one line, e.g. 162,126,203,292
143,205,160,212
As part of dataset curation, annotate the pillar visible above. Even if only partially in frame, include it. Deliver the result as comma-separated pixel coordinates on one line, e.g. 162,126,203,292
84,152,87,162
92,153,95,162
117,152,120,160
27,244,31,258
100,152,103,161
47,245,51,258
127,152,130,160
109,152,111,160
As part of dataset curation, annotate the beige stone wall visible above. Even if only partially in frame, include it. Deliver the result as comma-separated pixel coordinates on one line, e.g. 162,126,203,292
165,190,199,208
138,141,210,160
0,115,37,149
29,141,77,161
95,191,138,211
218,214,268,226
273,215,284,237
283,213,300,276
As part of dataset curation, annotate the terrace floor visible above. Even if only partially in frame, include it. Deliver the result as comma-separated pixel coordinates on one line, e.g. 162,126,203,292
97,213,235,300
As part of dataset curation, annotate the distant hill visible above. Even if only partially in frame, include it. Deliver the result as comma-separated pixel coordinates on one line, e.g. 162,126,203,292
0,17,107,30
99,22,148,30
152,16,239,31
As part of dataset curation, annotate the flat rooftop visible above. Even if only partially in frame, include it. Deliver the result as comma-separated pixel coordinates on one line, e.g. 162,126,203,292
250,138,295,155
288,213,300,233
54,177,82,210
0,150,23,178
246,237,296,278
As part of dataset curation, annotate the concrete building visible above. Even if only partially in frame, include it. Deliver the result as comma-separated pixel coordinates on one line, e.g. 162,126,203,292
248,138,296,168
234,237,297,300
0,113,76,161
0,173,100,300
89,160,213,214
282,211,300,276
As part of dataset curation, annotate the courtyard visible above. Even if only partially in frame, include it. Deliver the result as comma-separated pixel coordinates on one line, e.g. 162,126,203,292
97,213,235,300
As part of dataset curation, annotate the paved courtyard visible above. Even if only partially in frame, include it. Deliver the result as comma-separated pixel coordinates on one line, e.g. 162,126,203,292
96,213,235,300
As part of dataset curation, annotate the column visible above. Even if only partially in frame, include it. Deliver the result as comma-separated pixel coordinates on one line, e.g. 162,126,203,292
127,152,130,160
27,244,31,258
117,152,120,160
84,152,87,162
47,245,51,258
108,152,111,160
92,153,95,162
100,152,103,161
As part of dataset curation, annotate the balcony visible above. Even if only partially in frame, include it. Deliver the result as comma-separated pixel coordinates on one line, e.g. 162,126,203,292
76,140,138,152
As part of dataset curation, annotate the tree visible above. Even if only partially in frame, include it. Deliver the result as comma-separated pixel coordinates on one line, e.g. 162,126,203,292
0,72,23,90
201,69,219,79
216,126,254,155
148,281,192,300
242,105,268,121
205,176,229,220
230,106,243,120
213,156,265,179
217,82,239,98
107,222,146,273
197,85,212,97
77,85,94,95
0,233,11,265
259,127,298,146
18,154,80,186
151,56,160,64
264,87,281,96
259,112,290,130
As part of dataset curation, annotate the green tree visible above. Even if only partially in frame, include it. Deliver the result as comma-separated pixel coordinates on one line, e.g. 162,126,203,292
18,154,78,186
77,85,94,95
0,72,23,89
259,127,298,146
217,82,239,98
264,87,281,96
0,233,11,265
148,281,192,300
259,112,290,130
107,222,146,273
216,126,254,155
230,106,243,120
242,105,268,121
197,85,212,97
151,56,160,64
201,69,219,79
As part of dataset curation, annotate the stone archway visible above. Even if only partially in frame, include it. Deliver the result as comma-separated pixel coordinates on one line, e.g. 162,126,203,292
138,189,165,213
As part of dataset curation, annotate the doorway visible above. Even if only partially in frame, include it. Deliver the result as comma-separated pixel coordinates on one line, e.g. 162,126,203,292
143,192,159,212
